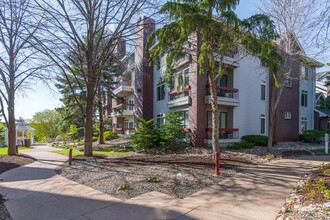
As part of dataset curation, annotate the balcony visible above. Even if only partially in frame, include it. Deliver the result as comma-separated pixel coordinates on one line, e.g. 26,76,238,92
214,49,240,68
205,85,239,107
173,54,191,68
113,128,135,135
205,128,239,144
168,85,191,108
113,78,133,97
111,104,134,117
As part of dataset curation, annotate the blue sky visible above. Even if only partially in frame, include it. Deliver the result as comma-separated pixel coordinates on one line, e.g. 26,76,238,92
14,0,329,120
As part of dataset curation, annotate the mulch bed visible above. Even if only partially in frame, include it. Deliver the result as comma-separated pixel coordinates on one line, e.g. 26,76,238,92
299,163,330,204
100,154,255,170
56,154,257,200
276,163,330,220
0,154,36,175
281,150,313,158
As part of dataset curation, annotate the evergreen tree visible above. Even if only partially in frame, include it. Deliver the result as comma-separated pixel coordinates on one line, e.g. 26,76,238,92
147,0,281,168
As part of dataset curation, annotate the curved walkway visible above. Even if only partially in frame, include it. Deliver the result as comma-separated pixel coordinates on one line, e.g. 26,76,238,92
0,144,329,220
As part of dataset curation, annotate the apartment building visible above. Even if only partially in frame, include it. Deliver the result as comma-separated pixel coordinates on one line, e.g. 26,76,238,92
314,71,330,131
106,15,324,147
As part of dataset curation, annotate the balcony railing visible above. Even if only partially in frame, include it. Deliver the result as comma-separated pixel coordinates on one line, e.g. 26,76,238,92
114,128,135,131
112,103,134,111
168,85,190,101
206,128,239,140
115,78,132,89
206,85,239,99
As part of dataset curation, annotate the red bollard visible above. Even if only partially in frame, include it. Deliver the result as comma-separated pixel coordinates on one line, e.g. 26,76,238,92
68,149,72,165
214,151,220,176
16,146,18,154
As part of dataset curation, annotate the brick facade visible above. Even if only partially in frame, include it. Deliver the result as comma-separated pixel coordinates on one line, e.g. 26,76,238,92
134,15,155,126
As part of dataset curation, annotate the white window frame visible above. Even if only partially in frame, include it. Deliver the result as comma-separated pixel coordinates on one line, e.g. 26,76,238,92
301,90,308,107
301,117,308,133
157,81,165,101
285,112,292,119
285,80,293,88
260,114,266,135
156,113,165,129
261,81,266,101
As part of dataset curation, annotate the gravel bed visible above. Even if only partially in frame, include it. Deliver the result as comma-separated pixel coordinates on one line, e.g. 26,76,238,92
0,154,36,175
0,195,12,220
55,156,242,200
276,164,330,220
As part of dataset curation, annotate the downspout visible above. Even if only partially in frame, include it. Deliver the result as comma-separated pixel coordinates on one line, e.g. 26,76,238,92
312,68,315,130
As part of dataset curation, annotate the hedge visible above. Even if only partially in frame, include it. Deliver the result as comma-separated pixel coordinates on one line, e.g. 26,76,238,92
241,135,277,146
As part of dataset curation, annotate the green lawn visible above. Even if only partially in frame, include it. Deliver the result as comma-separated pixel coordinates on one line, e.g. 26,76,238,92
0,146,34,155
51,146,133,157
312,148,329,154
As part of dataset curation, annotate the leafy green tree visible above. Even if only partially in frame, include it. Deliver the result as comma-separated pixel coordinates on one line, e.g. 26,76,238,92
29,110,61,140
131,118,157,152
0,123,5,145
160,111,187,151
147,0,280,157
68,125,78,140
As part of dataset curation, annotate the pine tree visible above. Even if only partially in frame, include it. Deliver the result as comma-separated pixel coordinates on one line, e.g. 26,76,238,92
147,0,281,170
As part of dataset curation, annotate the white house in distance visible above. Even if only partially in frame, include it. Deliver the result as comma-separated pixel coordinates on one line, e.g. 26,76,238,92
5,117,35,146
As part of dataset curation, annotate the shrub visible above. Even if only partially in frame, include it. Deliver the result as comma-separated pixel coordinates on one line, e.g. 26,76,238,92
159,111,187,151
117,183,132,190
241,135,277,146
104,131,119,141
61,145,71,149
227,141,254,150
92,137,98,142
77,141,84,145
299,130,325,144
56,134,70,142
131,118,158,152
146,175,160,183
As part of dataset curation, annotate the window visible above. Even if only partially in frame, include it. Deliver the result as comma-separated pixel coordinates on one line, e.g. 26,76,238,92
301,117,307,133
285,112,292,119
261,81,266,101
184,68,189,86
156,59,160,70
207,111,227,128
301,90,308,107
304,67,309,80
328,119,330,130
179,111,189,128
285,80,292,88
124,120,129,129
260,114,266,134
156,113,165,129
157,81,165,101
124,99,134,110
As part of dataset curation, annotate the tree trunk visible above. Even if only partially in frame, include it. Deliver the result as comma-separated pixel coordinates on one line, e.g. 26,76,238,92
84,87,94,156
268,109,275,152
208,74,220,154
7,98,16,155
268,84,277,152
98,95,105,144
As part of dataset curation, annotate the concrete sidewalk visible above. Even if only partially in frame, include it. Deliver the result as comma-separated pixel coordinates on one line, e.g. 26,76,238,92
0,144,329,220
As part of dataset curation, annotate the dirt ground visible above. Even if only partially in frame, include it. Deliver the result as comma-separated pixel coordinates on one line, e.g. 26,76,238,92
299,163,330,204
0,154,36,175
100,154,255,170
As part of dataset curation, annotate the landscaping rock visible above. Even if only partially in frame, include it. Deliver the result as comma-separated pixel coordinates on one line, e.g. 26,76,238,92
323,202,330,208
